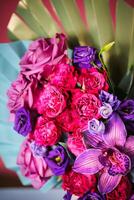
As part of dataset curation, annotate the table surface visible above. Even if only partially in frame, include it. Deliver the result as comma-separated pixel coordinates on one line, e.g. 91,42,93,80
0,188,65,200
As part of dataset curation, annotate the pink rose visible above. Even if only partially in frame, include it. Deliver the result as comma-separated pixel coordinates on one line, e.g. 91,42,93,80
20,33,68,78
67,129,86,156
35,84,66,117
17,139,52,189
72,90,101,120
49,63,77,90
7,73,37,120
34,116,61,146
78,68,109,94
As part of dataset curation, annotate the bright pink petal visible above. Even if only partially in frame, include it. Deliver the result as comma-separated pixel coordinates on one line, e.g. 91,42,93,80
125,136,134,166
98,172,122,194
73,149,103,174
103,113,127,147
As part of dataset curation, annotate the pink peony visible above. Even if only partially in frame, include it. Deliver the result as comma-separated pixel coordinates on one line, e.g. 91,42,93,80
56,109,80,132
67,129,87,156
78,68,109,94
49,63,77,90
20,33,68,78
17,139,52,189
72,90,101,121
34,116,61,146
35,84,66,117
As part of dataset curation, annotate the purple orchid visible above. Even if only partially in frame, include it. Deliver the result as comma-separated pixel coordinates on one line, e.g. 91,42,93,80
63,192,72,200
73,113,134,194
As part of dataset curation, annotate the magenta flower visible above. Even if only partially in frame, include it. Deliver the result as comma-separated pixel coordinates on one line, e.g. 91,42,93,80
73,113,134,194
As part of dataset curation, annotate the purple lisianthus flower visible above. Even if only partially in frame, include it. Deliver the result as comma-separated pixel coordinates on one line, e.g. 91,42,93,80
99,103,113,119
99,90,121,110
118,99,134,131
73,46,101,68
44,145,70,176
63,192,72,200
14,107,32,136
73,113,134,194
78,191,105,200
30,142,47,157
88,118,105,135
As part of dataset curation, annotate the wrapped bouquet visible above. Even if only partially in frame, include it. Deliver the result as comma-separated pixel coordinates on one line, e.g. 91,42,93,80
6,33,134,200
0,1,134,200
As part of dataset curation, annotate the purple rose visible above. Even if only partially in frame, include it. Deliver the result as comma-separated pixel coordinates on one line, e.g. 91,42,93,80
99,90,121,111
44,145,69,176
63,192,72,200
14,107,32,136
118,99,134,131
73,46,101,68
78,192,105,200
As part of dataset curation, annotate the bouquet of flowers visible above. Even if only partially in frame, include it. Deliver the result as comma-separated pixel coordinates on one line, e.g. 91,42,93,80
6,33,134,200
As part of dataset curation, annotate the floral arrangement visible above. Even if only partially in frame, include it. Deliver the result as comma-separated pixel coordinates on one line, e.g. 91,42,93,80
7,33,134,200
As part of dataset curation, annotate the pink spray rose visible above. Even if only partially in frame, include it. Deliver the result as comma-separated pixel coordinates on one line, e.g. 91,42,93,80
35,84,66,117
34,116,61,146
17,139,52,189
20,33,68,78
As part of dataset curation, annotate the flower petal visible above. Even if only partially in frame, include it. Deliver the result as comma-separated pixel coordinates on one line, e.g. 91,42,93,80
98,172,122,194
103,113,127,147
125,136,134,166
73,149,103,174
83,130,107,149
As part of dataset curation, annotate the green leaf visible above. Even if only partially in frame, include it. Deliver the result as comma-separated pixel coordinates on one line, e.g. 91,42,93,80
99,41,115,55
118,66,134,97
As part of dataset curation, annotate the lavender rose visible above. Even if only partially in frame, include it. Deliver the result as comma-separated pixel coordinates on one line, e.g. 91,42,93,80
44,145,69,176
88,119,105,135
73,46,101,68
14,107,32,136
99,103,113,119
99,90,121,111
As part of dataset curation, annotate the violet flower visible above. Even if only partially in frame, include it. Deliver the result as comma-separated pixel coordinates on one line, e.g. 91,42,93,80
118,99,134,131
14,107,32,136
99,103,113,119
30,142,47,157
73,113,134,194
88,119,105,135
99,90,121,111
73,46,101,68
78,191,105,200
63,192,72,200
44,145,70,176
